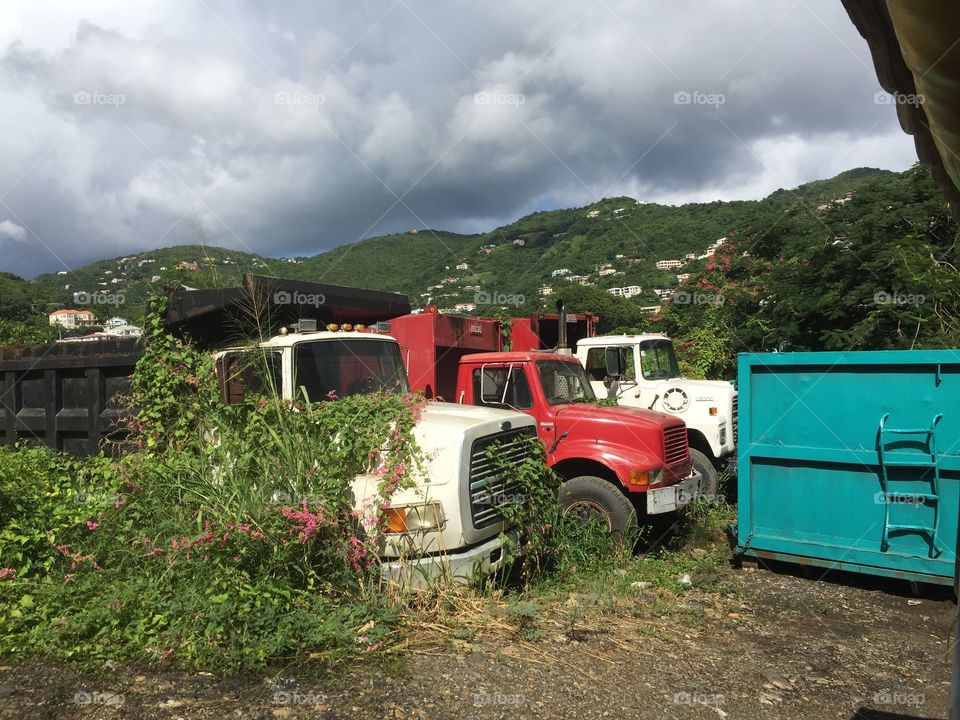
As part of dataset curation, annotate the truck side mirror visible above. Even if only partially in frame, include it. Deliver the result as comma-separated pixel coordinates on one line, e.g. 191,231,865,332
604,347,623,378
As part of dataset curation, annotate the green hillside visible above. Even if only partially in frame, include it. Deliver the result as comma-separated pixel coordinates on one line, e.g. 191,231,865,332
11,164,957,365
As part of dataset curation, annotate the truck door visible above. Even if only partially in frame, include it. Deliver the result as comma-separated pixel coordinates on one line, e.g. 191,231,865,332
469,363,549,442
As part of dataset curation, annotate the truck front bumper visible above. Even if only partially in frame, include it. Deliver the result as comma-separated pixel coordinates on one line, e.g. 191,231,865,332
380,530,518,589
646,471,703,514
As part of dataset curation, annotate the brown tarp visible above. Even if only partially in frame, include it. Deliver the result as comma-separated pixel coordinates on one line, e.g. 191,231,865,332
843,0,960,219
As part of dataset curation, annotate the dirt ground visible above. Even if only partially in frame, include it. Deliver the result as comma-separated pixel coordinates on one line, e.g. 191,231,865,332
0,560,954,720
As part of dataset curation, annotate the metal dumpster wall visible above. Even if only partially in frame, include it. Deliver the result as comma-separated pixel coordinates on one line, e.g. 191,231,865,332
736,350,960,584
0,339,142,455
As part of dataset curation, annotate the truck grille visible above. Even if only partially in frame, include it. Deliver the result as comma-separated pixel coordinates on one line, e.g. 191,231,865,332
732,395,738,445
663,423,689,476
469,427,537,530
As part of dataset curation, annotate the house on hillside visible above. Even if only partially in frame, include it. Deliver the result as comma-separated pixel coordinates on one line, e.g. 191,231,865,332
49,309,96,329
551,268,571,277
608,285,642,298
655,259,683,270
456,262,470,270
103,324,142,338
176,261,199,271
586,210,600,218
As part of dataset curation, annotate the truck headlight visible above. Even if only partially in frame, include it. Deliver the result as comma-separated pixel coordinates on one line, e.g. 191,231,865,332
629,468,662,489
383,503,444,533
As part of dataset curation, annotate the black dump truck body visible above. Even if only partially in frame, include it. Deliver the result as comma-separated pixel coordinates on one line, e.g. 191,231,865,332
0,275,410,455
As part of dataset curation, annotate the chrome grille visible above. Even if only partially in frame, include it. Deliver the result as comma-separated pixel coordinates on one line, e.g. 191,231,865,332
663,423,689,468
469,427,537,530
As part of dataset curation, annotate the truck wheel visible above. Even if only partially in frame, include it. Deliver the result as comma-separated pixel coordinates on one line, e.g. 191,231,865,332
558,476,637,543
689,448,718,498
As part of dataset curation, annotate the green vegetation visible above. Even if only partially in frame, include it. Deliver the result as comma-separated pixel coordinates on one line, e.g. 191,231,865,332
0,304,431,669
5,164,957,381
657,164,960,377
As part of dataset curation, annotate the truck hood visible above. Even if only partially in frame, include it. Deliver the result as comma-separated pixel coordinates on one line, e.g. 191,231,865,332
421,401,529,432
553,402,677,433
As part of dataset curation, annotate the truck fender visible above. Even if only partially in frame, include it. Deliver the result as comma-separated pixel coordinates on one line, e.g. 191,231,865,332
549,439,661,491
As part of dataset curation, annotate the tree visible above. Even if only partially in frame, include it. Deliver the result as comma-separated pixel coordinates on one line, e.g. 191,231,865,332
552,285,646,333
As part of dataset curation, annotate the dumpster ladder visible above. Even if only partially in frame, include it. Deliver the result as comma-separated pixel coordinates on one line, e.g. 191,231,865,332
877,413,944,557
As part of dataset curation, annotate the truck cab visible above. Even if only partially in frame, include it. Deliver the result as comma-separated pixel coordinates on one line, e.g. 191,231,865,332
455,351,701,538
574,334,737,495
214,329,540,588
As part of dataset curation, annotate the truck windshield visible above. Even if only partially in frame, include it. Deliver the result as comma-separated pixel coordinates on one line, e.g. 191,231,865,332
294,339,409,401
639,339,680,380
536,360,597,405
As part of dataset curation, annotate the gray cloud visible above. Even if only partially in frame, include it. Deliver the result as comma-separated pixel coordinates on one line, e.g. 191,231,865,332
0,0,916,278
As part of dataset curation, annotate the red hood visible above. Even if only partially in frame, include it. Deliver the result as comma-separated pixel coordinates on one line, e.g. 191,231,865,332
553,403,674,455
553,402,678,431
552,403,691,484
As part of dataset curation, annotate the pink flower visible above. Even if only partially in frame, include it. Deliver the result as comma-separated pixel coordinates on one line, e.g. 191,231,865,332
281,500,327,543
85,520,99,531
0,568,16,581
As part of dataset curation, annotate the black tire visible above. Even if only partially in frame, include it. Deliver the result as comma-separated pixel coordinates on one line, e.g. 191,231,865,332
558,475,637,542
689,448,719,498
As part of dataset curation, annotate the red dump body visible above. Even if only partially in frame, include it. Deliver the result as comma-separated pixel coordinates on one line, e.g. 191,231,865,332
379,310,599,400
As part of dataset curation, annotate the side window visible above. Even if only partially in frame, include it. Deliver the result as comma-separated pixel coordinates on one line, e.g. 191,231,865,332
217,351,282,405
585,346,636,381
471,366,533,410
584,348,607,381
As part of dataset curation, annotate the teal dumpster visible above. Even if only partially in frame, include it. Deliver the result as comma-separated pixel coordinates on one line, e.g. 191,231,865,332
735,350,960,585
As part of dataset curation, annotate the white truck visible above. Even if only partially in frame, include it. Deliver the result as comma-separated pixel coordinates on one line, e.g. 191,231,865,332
574,333,737,495
216,326,538,587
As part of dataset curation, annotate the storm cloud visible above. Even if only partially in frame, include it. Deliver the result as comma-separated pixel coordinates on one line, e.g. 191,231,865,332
0,0,917,277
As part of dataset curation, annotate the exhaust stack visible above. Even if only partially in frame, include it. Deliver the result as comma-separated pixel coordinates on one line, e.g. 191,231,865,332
556,300,572,356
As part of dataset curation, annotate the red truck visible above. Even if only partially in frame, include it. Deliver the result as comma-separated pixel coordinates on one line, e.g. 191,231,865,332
379,311,700,535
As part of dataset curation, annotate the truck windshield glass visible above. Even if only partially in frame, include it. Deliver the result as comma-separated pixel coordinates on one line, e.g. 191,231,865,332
536,360,597,405
294,339,409,401
639,339,680,380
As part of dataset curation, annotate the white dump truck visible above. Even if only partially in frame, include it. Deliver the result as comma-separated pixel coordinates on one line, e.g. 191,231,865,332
574,333,737,495
217,327,538,587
